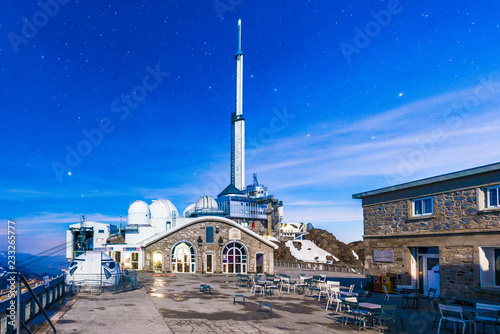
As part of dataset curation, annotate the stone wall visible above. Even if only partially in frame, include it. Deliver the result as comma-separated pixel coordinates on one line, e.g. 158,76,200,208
364,245,406,277
364,188,500,236
361,182,500,302
144,219,275,274
441,246,476,299
364,233,500,302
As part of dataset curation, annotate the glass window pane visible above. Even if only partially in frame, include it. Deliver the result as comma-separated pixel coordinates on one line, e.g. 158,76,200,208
423,198,433,214
206,226,214,244
489,188,498,207
414,200,422,215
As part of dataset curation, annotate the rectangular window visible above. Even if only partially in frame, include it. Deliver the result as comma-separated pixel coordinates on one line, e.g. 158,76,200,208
487,186,500,208
206,226,214,244
412,197,433,216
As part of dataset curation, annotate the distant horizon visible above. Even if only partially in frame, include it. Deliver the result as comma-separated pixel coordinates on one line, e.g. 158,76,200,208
2,0,499,254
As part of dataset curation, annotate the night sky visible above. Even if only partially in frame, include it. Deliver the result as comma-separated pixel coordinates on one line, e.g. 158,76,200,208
1,0,499,254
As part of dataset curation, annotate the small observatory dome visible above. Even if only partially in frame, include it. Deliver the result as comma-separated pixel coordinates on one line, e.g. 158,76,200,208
183,203,196,218
128,200,151,225
195,196,218,211
150,199,179,232
150,199,178,221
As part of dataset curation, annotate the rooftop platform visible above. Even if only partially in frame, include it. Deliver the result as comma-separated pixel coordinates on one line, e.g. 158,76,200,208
35,270,489,334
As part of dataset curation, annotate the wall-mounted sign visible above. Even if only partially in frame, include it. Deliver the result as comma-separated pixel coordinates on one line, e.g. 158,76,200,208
123,247,140,252
373,249,394,263
228,228,241,240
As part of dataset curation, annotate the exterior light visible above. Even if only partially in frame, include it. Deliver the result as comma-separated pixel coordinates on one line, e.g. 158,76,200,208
215,226,219,234
218,236,224,247
197,236,203,246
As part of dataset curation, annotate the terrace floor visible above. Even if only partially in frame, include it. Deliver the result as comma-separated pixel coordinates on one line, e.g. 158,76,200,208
34,270,490,334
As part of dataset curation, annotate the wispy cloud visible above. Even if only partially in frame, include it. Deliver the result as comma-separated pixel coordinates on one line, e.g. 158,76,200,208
246,76,500,191
1,212,124,230
8,78,497,250
0,211,125,253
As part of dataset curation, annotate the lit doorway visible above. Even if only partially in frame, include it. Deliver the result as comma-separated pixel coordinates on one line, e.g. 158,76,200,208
153,252,163,272
416,247,440,296
171,242,196,273
256,254,264,273
206,254,213,273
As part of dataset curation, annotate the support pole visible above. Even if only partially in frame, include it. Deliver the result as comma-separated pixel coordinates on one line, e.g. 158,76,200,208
19,274,56,333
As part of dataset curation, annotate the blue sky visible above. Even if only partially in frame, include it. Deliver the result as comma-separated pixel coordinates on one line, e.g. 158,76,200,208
1,0,499,254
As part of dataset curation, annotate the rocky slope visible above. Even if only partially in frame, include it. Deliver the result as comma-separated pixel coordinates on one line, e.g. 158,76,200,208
274,228,364,265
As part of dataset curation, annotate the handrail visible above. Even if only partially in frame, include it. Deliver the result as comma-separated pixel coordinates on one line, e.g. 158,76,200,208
19,273,56,334
274,260,366,275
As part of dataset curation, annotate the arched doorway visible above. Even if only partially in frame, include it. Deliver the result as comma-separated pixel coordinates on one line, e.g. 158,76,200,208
222,241,247,274
171,242,196,273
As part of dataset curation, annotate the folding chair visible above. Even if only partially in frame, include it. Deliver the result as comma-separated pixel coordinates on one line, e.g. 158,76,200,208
437,304,476,334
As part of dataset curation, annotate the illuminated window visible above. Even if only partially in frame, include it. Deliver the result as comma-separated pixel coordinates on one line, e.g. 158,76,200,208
222,242,247,274
171,242,195,273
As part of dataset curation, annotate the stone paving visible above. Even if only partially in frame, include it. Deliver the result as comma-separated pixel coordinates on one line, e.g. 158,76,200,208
37,270,482,334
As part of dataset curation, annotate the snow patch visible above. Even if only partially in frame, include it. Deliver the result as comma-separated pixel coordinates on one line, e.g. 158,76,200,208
285,239,339,263
352,250,359,260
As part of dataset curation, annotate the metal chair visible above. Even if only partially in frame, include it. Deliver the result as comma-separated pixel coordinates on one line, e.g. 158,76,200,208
371,304,398,334
383,285,403,302
296,278,311,295
474,303,500,334
317,283,330,301
325,290,342,313
251,277,265,295
280,277,295,293
437,304,476,334
419,287,437,307
341,298,368,330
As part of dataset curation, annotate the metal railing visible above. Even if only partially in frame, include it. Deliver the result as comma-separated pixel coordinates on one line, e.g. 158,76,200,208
66,270,138,294
274,260,368,275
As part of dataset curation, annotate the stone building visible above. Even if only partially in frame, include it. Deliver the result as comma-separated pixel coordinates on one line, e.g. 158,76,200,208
141,216,277,274
352,163,500,302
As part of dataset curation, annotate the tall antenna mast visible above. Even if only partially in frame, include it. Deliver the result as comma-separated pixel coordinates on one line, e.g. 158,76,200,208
231,19,245,190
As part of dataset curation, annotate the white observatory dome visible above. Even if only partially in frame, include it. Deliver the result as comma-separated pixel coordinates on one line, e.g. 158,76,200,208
150,199,179,233
150,199,178,220
183,203,196,218
195,196,218,211
128,200,151,225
